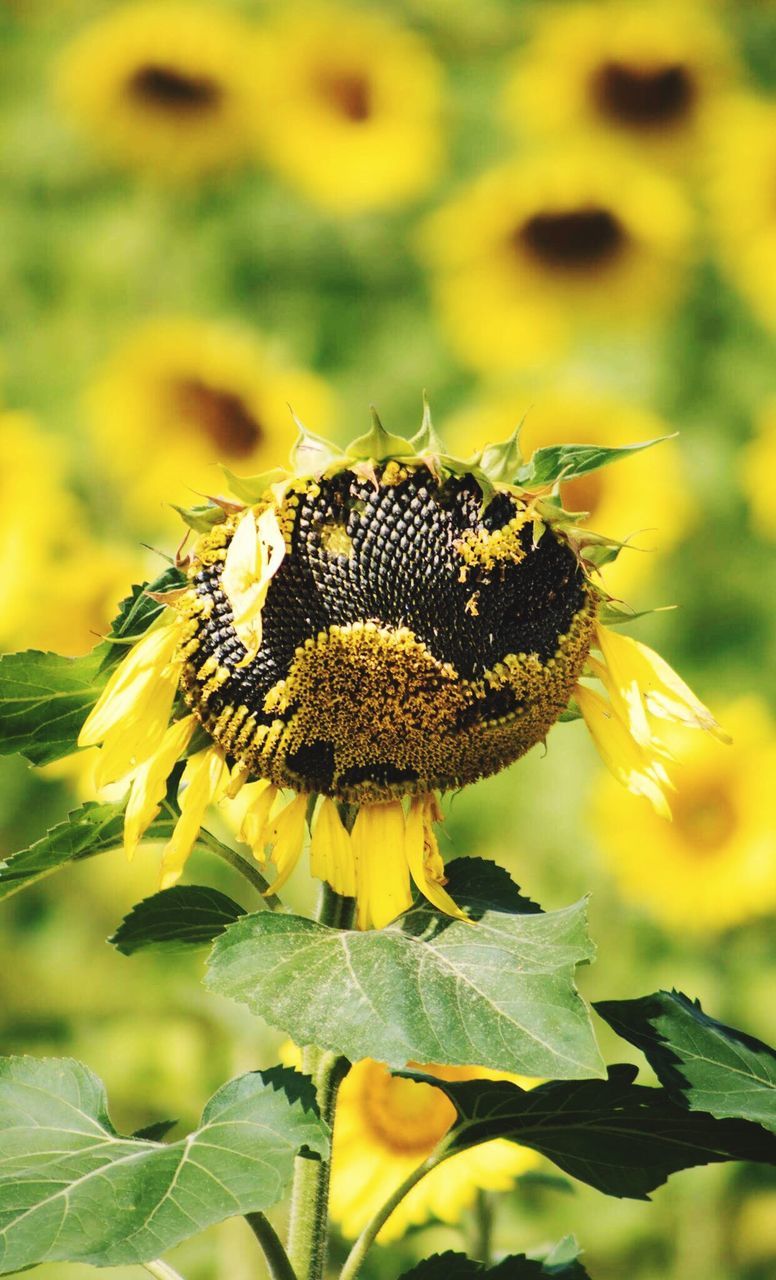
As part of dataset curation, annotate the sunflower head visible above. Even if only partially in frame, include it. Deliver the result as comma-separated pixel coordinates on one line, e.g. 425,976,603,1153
176,414,598,803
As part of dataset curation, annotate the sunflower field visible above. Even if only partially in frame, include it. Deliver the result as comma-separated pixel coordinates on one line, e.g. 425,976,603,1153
1,1,776,1278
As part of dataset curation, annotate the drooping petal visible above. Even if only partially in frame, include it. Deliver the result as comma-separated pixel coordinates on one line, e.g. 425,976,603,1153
406,796,468,921
576,683,673,818
311,797,356,897
239,780,279,856
351,801,412,930
221,505,286,663
160,746,227,889
93,670,180,787
79,622,181,748
264,792,308,893
596,624,730,743
124,715,196,860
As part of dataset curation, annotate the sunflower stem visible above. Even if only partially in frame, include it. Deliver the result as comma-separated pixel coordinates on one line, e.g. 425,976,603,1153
286,883,353,1280
245,1212,297,1280
199,825,282,906
142,1262,186,1280
338,1152,444,1280
472,1188,494,1264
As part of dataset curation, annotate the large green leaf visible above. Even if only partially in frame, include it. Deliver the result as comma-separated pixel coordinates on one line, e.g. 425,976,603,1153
0,648,109,766
399,1240,590,1278
110,885,245,954
597,991,776,1132
516,438,668,489
0,801,132,901
206,859,604,1078
0,1057,327,1272
398,1064,776,1199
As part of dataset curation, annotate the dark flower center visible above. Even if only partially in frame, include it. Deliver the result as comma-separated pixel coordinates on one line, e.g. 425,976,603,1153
673,785,737,854
174,380,262,458
316,69,372,122
127,65,223,113
179,466,597,801
591,61,695,129
517,208,625,271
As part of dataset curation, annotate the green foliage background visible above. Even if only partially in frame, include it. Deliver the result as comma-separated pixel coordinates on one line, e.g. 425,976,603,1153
0,2,775,1277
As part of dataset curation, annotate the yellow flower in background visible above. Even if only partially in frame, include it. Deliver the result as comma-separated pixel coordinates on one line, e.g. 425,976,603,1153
503,1,737,166
706,94,776,333
55,1,261,179
444,390,694,595
329,1058,540,1241
741,401,776,540
418,150,692,372
591,698,776,932
251,5,444,214
86,317,334,530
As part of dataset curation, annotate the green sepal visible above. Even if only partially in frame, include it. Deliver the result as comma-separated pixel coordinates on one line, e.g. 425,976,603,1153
222,465,290,504
291,421,345,476
170,501,227,533
477,418,526,485
516,436,672,488
410,393,448,456
597,599,676,627
346,407,419,461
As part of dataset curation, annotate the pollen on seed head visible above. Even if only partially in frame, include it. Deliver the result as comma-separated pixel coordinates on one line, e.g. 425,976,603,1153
177,463,598,801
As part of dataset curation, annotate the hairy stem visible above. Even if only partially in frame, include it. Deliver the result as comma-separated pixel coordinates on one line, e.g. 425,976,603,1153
142,1261,186,1280
246,1212,297,1280
339,1152,445,1280
286,884,354,1280
199,827,281,906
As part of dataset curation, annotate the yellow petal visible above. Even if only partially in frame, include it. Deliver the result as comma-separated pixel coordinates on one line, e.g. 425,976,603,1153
221,506,286,664
124,715,196,860
78,622,180,747
311,797,356,897
596,624,730,743
406,797,469,921
239,780,279,856
92,670,180,788
352,802,412,930
264,792,308,893
576,683,672,818
160,746,227,889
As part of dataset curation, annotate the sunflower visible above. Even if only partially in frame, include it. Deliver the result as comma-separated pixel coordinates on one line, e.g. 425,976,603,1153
86,317,334,530
444,389,694,596
73,411,726,928
250,4,444,214
329,1058,539,1241
741,400,776,540
55,1,261,179
503,1,737,166
417,150,692,372
591,698,776,932
706,94,776,333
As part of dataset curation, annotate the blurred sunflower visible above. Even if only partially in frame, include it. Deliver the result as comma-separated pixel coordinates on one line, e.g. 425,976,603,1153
503,1,737,166
55,1,261,179
417,150,692,372
329,1059,539,1241
741,400,776,540
591,697,776,932
706,94,776,332
72,416,725,927
444,389,694,596
87,317,334,530
251,4,444,214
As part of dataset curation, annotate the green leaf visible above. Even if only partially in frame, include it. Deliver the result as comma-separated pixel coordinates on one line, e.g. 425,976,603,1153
110,884,246,955
131,1119,178,1142
516,437,670,488
105,566,187,654
0,1057,327,1272
399,1239,590,1278
0,648,109,766
398,1064,776,1200
597,990,776,1133
206,858,604,1078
